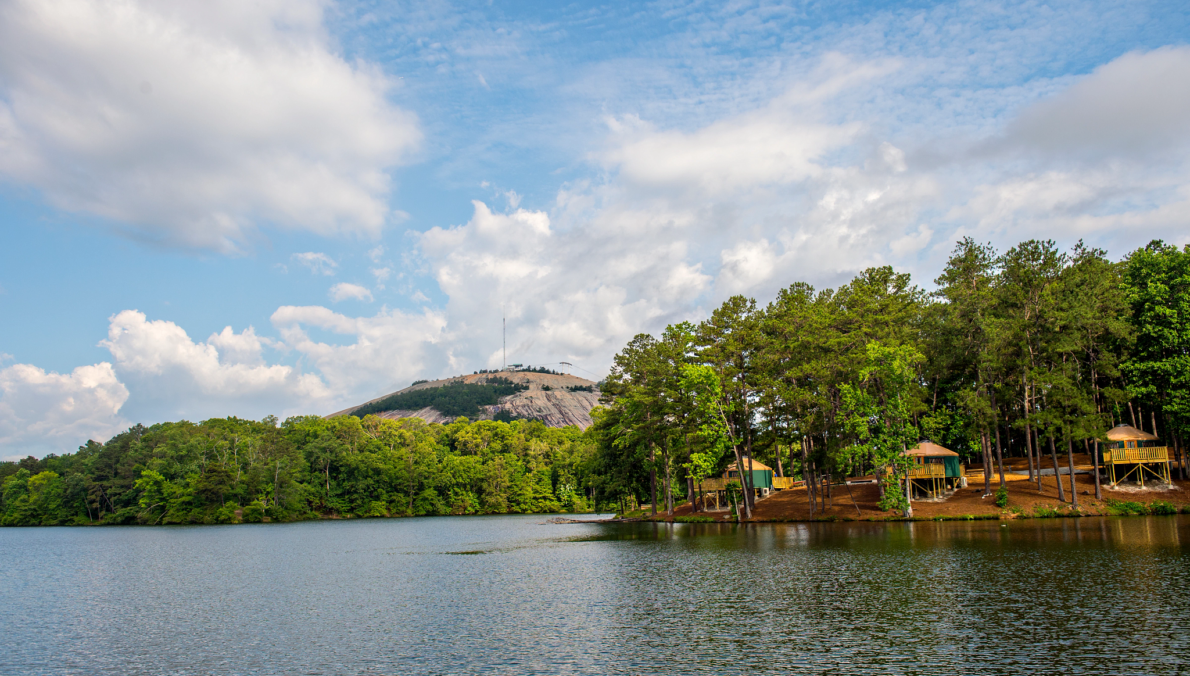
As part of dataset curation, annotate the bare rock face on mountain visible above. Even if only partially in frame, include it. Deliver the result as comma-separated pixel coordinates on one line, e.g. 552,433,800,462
328,371,603,429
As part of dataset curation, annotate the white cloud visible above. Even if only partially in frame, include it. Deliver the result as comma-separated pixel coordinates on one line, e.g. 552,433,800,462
420,200,710,371
0,362,129,459
329,282,374,303
271,305,448,399
371,267,392,289
292,252,338,276
0,0,421,251
100,310,331,421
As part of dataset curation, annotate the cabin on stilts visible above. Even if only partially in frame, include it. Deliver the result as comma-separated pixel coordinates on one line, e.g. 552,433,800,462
696,459,777,511
1102,424,1171,487
904,442,965,499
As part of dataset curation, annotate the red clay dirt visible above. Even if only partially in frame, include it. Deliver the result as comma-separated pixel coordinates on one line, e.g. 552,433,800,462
665,454,1189,522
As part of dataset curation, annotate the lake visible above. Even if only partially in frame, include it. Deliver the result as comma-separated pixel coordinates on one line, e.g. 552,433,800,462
2,515,1188,675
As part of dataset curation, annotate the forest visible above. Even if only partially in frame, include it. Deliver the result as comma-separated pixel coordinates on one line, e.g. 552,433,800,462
0,416,599,526
2,238,1186,526
350,377,527,418
588,239,1190,519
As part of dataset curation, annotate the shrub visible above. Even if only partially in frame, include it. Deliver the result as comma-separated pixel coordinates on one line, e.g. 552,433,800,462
1033,505,1062,518
242,501,265,523
675,515,715,523
214,504,239,524
1149,500,1178,516
994,484,1009,508
1104,498,1148,516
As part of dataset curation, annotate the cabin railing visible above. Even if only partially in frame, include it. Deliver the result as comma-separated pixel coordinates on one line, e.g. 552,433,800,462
697,477,804,492
907,464,946,479
1103,447,1169,464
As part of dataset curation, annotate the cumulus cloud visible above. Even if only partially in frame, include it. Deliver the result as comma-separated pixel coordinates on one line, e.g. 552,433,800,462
100,310,332,422
420,200,711,370
271,304,448,400
0,362,129,460
292,252,338,276
0,0,420,251
329,282,373,303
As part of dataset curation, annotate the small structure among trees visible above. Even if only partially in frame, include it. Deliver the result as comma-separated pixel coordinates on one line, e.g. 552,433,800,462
904,442,964,499
724,459,774,496
1102,424,1171,487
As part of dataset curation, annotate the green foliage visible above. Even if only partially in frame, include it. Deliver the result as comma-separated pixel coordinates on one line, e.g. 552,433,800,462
0,415,602,527
1103,498,1148,516
1033,505,1064,518
351,378,528,419
674,515,716,523
1149,500,1178,516
587,236,1189,524
994,484,1009,508
840,341,925,514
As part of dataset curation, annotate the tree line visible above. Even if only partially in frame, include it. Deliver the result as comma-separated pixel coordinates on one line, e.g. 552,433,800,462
588,239,1189,519
0,415,603,526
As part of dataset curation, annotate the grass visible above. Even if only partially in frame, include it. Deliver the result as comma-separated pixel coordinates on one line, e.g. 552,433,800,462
1033,504,1065,518
1103,498,1149,516
674,515,717,523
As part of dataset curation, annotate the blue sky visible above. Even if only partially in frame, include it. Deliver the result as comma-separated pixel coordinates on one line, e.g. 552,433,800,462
2,0,1189,458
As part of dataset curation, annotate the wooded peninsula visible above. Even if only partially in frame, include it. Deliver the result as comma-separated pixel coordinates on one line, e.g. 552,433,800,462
2,238,1187,526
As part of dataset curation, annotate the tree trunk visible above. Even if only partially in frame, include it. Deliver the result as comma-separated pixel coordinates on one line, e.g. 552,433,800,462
730,443,752,520
1128,401,1137,429
687,475,696,512
665,456,674,517
1178,431,1186,481
662,438,674,516
1067,438,1078,509
1151,410,1158,440
903,474,913,518
745,450,756,513
776,443,784,478
649,444,657,517
1049,435,1065,502
982,430,993,497
1092,439,1103,501
995,423,1006,488
802,437,814,520
1023,378,1035,481
1025,420,1036,482
1033,427,1043,492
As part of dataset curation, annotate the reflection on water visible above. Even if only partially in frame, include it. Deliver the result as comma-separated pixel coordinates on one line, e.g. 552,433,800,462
2,515,1187,675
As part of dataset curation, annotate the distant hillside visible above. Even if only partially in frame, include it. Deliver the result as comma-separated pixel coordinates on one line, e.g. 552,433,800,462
327,371,602,428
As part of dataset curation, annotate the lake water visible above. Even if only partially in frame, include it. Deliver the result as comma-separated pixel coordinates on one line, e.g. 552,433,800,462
2,515,1188,675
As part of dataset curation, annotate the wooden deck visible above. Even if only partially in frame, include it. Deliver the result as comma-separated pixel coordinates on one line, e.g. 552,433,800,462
1103,447,1169,464
1103,447,1172,487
